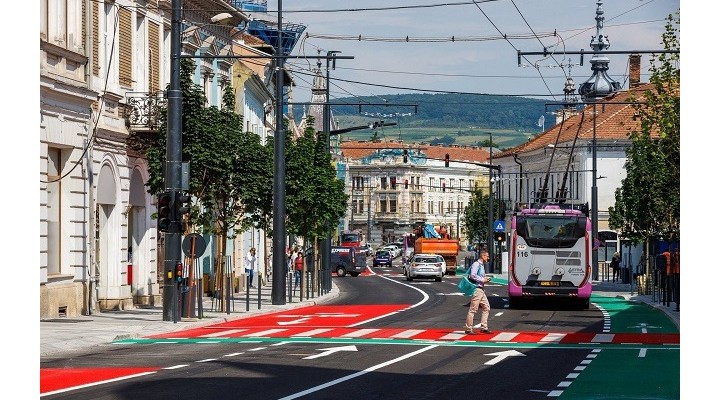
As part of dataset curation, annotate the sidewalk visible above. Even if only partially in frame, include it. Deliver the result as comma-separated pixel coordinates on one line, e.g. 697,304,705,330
40,276,679,358
40,279,340,358
591,278,680,330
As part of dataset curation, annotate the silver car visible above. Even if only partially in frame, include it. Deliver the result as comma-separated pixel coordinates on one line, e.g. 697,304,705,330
406,254,444,282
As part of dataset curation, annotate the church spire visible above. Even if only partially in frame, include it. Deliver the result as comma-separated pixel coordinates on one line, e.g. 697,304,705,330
578,1,621,103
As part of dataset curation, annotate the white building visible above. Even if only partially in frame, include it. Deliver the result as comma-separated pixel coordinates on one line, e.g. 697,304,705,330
340,140,490,246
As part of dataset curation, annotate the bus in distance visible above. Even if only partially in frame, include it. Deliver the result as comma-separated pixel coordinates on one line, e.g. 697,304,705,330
507,203,592,309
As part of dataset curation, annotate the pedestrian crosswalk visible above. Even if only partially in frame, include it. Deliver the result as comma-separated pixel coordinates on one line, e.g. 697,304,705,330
149,326,679,345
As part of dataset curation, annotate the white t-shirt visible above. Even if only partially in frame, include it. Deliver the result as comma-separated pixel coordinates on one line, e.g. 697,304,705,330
245,251,257,272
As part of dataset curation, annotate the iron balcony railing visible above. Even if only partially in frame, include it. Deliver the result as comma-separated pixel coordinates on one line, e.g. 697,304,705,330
124,91,167,132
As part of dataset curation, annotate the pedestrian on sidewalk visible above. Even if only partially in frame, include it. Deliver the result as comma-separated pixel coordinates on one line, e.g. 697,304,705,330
611,251,621,282
245,247,257,288
464,249,492,335
294,252,303,290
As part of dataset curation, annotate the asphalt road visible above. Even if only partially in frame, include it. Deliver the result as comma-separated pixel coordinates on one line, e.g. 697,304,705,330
41,260,679,399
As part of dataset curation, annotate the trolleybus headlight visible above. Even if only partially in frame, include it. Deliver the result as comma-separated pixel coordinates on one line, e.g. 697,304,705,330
531,267,541,276
555,267,565,276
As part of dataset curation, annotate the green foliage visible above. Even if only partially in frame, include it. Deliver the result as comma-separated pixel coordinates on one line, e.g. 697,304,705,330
608,13,680,244
430,135,456,146
301,93,553,131
286,116,349,243
464,181,507,248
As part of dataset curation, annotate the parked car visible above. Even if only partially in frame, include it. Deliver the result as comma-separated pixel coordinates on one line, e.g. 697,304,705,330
406,253,444,282
372,250,393,267
359,244,373,256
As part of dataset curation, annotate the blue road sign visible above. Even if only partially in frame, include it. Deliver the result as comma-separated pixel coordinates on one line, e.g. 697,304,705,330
494,220,506,232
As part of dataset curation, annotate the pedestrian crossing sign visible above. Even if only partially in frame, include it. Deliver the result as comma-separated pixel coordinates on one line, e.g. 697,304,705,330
494,220,505,232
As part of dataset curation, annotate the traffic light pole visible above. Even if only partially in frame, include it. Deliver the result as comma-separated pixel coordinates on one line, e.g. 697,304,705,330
163,0,183,322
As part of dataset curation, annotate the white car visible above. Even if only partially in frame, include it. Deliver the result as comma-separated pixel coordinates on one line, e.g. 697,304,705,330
406,253,445,282
382,244,401,258
379,245,399,259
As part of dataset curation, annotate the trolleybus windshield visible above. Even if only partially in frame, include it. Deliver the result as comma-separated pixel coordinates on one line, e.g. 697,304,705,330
516,216,586,248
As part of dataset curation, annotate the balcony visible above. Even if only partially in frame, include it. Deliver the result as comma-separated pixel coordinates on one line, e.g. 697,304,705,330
124,91,167,132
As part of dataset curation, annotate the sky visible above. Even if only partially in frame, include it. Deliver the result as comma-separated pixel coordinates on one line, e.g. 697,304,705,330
258,0,681,105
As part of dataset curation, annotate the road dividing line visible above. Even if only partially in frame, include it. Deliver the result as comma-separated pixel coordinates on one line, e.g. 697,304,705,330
278,345,438,400
639,348,647,358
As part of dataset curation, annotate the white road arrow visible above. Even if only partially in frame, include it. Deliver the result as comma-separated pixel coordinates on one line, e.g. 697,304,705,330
484,350,525,365
303,345,358,360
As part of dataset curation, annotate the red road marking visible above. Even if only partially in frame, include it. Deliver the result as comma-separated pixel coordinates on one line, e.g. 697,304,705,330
40,367,159,394
149,304,410,338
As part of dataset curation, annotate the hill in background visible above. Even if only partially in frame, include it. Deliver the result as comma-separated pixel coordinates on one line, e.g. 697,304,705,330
293,93,557,150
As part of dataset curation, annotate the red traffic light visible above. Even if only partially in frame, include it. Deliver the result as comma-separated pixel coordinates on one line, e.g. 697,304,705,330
404,179,409,189
157,192,172,232
444,153,449,167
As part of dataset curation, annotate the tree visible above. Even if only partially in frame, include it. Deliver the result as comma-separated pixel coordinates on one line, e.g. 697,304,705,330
608,13,680,271
286,117,348,250
147,59,271,310
463,185,488,249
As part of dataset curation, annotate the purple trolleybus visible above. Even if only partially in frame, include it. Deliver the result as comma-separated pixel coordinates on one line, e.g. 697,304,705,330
507,204,592,309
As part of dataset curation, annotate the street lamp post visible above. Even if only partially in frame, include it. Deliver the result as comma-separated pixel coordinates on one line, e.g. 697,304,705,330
487,132,494,273
163,0,184,322
591,103,599,280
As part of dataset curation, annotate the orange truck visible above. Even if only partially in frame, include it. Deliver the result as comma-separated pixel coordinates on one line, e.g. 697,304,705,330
414,237,460,275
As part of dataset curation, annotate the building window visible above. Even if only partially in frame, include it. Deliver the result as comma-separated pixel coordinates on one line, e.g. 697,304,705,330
380,177,388,190
389,194,397,213
439,201,444,214
459,179,465,191
450,178,455,191
428,201,434,214
429,177,435,192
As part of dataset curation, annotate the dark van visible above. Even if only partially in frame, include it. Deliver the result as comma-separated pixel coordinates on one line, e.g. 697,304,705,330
331,246,367,277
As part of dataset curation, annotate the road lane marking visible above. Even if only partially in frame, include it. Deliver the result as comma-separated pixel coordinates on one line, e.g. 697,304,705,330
390,329,424,339
492,332,519,342
41,371,157,397
278,345,438,400
292,328,333,337
540,333,566,342
591,333,614,343
164,365,188,370
341,329,380,338
200,329,247,337
245,329,287,337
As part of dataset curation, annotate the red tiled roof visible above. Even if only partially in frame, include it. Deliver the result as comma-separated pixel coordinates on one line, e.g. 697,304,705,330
339,140,490,163
495,83,660,158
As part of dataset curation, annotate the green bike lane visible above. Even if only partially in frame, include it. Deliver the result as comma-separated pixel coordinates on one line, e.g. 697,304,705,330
555,293,680,399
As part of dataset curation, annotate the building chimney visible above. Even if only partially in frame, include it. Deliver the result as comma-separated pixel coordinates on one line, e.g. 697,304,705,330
629,54,641,88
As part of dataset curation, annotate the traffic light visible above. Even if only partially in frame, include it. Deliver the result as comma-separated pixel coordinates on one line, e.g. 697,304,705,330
444,153,449,167
442,182,446,192
176,192,191,216
157,192,172,232
403,149,408,163
494,231,506,242
404,179,408,189
176,192,191,233
175,263,183,283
